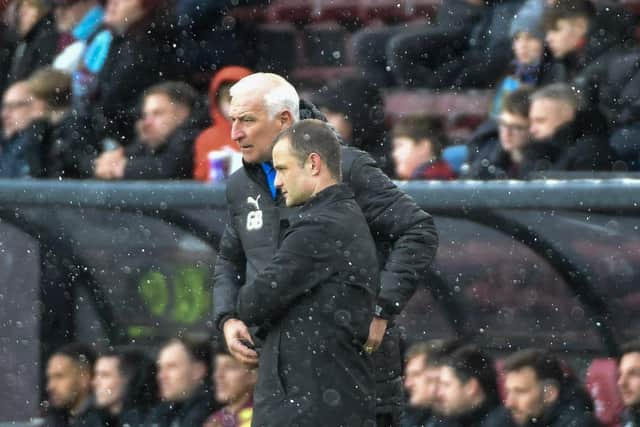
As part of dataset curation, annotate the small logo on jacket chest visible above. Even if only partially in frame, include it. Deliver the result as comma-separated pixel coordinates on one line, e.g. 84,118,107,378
246,195,263,230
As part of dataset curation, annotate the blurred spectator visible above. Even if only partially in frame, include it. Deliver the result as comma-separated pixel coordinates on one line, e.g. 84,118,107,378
402,340,452,427
44,343,103,427
542,0,634,105
0,20,15,96
503,348,600,426
464,86,534,179
73,0,178,144
148,337,216,427
491,10,548,116
436,345,509,427
0,80,47,177
619,339,640,426
385,0,524,89
26,66,96,178
51,0,104,72
93,81,205,180
312,75,393,175
391,116,455,180
599,49,640,171
522,83,612,175
7,0,59,84
93,349,158,427
203,346,256,427
193,66,251,182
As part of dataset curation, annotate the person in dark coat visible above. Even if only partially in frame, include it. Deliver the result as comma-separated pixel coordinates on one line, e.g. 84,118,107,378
43,344,104,427
93,349,158,427
464,86,534,180
236,119,379,427
312,76,393,176
148,337,217,427
503,348,601,427
7,0,59,85
522,82,612,177
26,67,97,179
213,73,439,427
436,346,512,427
542,0,635,106
73,0,178,145
598,49,640,170
0,80,48,177
93,81,205,180
387,0,525,89
619,339,640,427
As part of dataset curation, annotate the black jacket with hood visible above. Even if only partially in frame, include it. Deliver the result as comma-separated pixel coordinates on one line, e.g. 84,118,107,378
213,100,439,414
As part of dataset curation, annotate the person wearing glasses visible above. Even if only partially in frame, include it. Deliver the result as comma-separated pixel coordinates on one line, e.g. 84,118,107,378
463,86,534,180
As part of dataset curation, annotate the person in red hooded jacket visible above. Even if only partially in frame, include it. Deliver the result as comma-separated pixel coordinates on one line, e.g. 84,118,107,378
193,66,252,182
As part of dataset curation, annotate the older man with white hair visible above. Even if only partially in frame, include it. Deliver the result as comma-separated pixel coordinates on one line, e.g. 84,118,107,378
213,72,438,427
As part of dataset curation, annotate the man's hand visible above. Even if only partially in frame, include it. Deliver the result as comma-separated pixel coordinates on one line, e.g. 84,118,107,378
223,318,259,366
364,316,388,353
94,148,126,179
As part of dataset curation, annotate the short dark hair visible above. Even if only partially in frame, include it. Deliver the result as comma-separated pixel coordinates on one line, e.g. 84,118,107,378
620,339,640,359
52,343,96,372
406,339,461,366
274,119,342,181
543,0,595,31
392,116,447,158
98,348,158,410
503,349,567,386
162,336,212,373
501,86,534,117
442,345,499,406
145,81,199,111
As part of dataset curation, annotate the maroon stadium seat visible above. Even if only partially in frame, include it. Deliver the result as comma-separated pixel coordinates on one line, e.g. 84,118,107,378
585,358,624,427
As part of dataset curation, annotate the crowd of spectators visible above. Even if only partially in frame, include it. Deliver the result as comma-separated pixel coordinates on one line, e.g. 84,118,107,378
1,0,640,181
40,337,640,427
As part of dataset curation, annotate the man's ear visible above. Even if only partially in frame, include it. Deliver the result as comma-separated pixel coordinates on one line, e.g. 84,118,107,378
192,361,208,383
308,153,322,176
542,381,560,406
279,110,294,127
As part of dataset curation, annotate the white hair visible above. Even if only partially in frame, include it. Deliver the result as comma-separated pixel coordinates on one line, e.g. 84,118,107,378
229,73,300,121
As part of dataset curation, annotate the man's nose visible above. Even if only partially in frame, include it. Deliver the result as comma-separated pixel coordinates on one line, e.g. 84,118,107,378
231,123,243,141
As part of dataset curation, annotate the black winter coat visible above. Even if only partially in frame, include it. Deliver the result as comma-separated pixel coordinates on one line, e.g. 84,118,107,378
622,408,640,427
121,116,202,180
44,112,98,179
88,15,179,143
214,103,438,416
237,184,378,427
522,382,601,427
463,120,523,180
0,119,48,177
146,385,215,427
440,403,514,427
8,13,58,84
43,403,105,427
520,112,613,176
599,48,640,128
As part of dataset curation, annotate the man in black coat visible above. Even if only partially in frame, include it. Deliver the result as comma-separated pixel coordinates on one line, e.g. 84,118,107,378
236,119,378,426
522,83,612,176
503,349,601,427
93,81,205,180
213,73,439,427
43,344,104,427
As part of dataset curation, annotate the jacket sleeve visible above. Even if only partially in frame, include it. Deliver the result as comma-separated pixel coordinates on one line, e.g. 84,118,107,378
347,151,439,319
213,202,246,331
236,221,324,327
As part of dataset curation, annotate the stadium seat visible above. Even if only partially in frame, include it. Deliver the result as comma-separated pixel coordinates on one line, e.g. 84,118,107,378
266,0,316,24
255,23,300,75
303,22,350,67
442,144,469,175
585,358,624,427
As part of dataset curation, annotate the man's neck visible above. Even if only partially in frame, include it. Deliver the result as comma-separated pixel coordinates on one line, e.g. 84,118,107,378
69,394,90,417
107,401,123,416
226,393,252,415
311,178,338,198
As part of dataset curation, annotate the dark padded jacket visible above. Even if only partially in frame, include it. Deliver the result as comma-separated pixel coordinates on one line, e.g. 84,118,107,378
213,102,438,414
237,184,378,427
